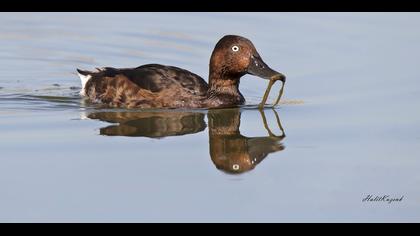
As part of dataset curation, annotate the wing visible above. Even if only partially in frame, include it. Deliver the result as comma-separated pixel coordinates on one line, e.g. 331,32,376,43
112,64,209,96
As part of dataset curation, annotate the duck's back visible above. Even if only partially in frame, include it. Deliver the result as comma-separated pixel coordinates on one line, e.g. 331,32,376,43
78,64,209,108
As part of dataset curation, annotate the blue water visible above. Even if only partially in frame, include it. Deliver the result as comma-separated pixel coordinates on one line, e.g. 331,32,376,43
0,13,419,222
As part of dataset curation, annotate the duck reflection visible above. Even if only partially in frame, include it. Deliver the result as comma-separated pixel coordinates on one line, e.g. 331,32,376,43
208,108,285,174
87,111,206,138
86,108,286,174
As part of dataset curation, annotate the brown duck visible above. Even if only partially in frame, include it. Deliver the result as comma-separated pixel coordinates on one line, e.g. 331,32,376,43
77,35,286,109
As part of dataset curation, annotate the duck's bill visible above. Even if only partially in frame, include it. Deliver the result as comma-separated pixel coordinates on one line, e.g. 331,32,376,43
247,55,286,82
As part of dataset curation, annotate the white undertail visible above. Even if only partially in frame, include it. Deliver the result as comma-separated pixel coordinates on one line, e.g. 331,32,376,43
77,72,92,96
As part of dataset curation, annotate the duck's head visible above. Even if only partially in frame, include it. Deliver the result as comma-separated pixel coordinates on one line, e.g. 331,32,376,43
209,35,286,84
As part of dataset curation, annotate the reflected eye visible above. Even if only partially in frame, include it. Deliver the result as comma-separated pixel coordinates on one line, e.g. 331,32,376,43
231,45,239,52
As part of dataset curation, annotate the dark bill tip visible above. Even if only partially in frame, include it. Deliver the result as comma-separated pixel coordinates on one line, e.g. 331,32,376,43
271,72,286,82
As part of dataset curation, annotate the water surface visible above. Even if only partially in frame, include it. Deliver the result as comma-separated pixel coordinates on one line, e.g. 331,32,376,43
0,13,420,222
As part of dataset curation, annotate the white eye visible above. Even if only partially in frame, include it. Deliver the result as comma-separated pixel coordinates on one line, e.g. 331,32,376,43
231,45,239,52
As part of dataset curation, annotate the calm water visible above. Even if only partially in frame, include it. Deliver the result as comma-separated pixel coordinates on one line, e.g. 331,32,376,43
0,13,420,222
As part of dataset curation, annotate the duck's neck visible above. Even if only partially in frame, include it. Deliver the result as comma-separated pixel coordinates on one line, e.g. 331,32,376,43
207,72,244,105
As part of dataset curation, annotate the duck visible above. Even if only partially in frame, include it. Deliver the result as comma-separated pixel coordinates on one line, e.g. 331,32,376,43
76,35,286,109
